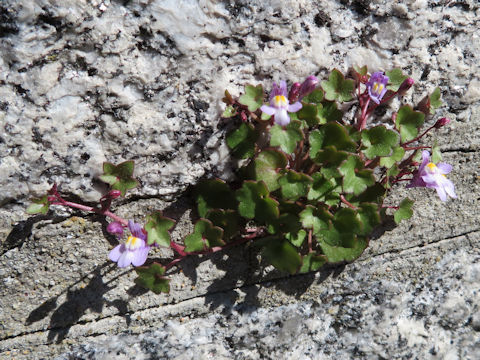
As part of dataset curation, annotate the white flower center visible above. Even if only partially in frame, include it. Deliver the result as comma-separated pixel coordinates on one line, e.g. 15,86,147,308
126,235,142,250
273,95,288,108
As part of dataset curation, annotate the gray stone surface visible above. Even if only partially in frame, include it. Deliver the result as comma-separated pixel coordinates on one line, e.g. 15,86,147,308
1,0,479,359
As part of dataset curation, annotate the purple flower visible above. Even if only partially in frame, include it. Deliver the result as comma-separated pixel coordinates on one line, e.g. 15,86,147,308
366,72,389,104
109,220,150,267
298,75,319,100
107,221,124,237
260,80,302,126
408,150,457,202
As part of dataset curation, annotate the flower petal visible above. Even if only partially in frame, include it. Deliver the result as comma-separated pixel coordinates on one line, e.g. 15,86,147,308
436,186,448,202
436,163,452,174
261,105,276,116
117,251,134,268
274,109,290,126
109,244,125,262
444,179,457,199
131,247,150,267
287,102,302,113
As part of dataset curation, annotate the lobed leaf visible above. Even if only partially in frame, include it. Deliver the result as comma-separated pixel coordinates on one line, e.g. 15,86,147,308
394,198,414,224
429,87,442,115
226,123,259,159
222,105,237,118
26,195,50,215
299,253,328,273
318,235,368,263
261,237,302,274
134,263,170,294
380,146,405,169
250,149,288,192
386,68,408,92
239,84,264,112
299,205,332,235
361,125,400,159
321,69,354,102
269,120,303,154
302,89,324,104
278,170,313,201
206,209,240,241
100,161,138,196
195,179,237,218
145,211,175,247
339,155,375,195
184,219,224,252
236,181,279,223
395,105,425,143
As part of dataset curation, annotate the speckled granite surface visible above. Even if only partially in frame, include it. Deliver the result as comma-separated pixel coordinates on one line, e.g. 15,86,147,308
1,0,479,359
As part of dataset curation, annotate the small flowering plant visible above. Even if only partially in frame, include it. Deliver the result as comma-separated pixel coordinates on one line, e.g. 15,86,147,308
26,67,456,294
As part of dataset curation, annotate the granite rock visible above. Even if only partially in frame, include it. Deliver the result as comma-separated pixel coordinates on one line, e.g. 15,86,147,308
1,0,479,359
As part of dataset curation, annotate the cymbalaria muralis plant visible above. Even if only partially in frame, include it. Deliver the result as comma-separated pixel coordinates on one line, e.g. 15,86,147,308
27,66,456,294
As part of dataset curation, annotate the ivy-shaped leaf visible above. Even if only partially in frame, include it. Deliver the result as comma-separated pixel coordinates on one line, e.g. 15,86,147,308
348,183,386,205
26,195,50,215
361,125,400,159
134,263,170,294
261,238,302,274
394,198,414,224
302,88,324,104
395,105,425,143
145,211,175,247
100,161,138,196
299,205,332,235
353,65,368,77
222,105,237,118
314,147,349,179
299,253,328,273
429,87,442,115
206,209,240,241
269,120,304,154
226,123,259,159
321,69,354,102
386,68,408,92
236,181,279,223
309,122,357,159
307,173,341,204
356,203,380,236
278,170,313,201
339,155,375,195
318,100,342,123
297,103,323,127
318,235,368,263
380,146,405,169
250,149,288,192
184,219,224,252
239,84,264,112
195,179,237,218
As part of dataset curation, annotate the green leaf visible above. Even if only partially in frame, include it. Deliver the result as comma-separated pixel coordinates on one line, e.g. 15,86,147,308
429,88,442,115
333,208,363,235
261,238,302,274
99,161,138,196
299,253,328,273
348,183,386,205
302,89,324,104
357,203,380,236
184,219,224,252
394,198,414,224
26,195,50,215
353,65,368,76
318,236,368,263
361,125,400,159
314,147,349,179
395,105,425,143
297,103,323,127
134,263,170,294
251,149,288,192
239,84,264,112
287,229,307,247
386,68,408,92
236,181,279,223
321,69,354,102
144,211,175,247
431,141,442,163
380,146,405,169
206,209,240,241
299,205,332,235
195,179,237,218
222,105,237,118
307,173,341,204
318,100,342,123
309,122,356,159
278,170,313,201
339,155,375,195
226,123,259,159
269,120,303,154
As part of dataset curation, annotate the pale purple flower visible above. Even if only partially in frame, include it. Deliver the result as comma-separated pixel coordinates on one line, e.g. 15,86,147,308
109,220,150,267
261,80,302,126
366,72,389,104
408,150,457,202
298,75,319,100
107,221,124,237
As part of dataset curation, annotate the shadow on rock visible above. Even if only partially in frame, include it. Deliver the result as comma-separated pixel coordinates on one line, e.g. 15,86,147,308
25,262,131,344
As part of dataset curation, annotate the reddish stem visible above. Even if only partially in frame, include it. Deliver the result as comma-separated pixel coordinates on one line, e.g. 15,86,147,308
402,125,436,146
340,195,357,210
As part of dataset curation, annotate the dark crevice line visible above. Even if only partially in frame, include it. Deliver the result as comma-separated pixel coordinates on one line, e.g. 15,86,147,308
442,147,478,154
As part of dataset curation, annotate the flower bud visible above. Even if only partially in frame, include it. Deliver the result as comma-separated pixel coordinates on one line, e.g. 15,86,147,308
107,221,124,237
108,190,122,199
288,82,301,102
434,117,451,129
298,75,319,99
397,77,415,95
